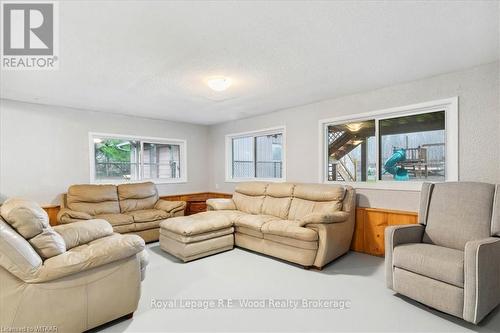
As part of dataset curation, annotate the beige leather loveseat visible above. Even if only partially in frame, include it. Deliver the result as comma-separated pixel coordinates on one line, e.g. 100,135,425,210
57,182,186,242
161,182,355,269
0,198,148,332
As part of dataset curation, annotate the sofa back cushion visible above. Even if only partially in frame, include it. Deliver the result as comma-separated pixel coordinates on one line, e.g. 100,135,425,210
288,184,345,221
232,182,267,214
67,184,119,216
118,182,159,213
1,198,50,238
0,218,42,280
422,182,495,250
0,198,66,259
261,183,295,219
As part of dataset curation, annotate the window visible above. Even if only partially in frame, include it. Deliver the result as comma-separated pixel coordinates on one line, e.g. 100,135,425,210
320,98,458,187
90,133,187,183
226,127,285,181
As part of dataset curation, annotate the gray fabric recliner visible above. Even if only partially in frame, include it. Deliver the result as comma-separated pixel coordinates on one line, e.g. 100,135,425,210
385,182,500,324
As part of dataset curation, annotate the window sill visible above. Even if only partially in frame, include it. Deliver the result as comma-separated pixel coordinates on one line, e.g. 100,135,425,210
324,180,427,192
225,178,286,183
91,178,188,185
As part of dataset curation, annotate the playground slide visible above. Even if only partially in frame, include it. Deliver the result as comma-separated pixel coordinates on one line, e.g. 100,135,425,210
384,148,409,181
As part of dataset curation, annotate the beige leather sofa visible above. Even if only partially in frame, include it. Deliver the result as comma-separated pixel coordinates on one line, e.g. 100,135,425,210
164,182,355,268
57,182,186,242
386,182,500,324
0,198,149,332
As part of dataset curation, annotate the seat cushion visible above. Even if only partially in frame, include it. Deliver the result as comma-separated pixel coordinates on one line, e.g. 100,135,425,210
160,211,234,236
126,209,169,222
95,213,133,226
234,214,279,231
393,243,464,287
261,220,318,242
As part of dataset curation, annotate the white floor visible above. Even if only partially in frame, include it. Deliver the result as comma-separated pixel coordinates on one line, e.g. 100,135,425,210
95,243,500,333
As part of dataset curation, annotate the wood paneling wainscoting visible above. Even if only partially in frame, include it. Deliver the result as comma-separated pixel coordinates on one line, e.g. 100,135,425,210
42,196,418,256
350,207,418,256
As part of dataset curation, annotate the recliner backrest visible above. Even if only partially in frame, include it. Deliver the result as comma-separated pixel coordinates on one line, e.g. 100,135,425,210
422,182,496,250
232,182,267,214
66,184,120,215
0,198,66,259
0,217,42,281
261,183,295,219
287,184,345,221
117,182,159,213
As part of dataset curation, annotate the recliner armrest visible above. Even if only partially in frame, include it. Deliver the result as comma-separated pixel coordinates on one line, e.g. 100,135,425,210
384,224,425,289
57,208,93,224
53,219,114,249
463,237,500,324
155,199,186,214
297,211,350,227
206,198,236,211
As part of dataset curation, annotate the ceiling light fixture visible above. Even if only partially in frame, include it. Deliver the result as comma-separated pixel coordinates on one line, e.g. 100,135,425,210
207,76,232,92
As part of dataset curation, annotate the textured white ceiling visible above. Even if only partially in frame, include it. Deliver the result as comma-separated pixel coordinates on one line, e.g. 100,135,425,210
1,1,498,125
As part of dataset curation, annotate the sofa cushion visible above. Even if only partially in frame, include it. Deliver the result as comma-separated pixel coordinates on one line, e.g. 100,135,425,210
113,224,136,233
293,184,345,202
422,182,495,250
261,220,318,242
1,198,50,239
235,226,263,238
234,214,279,231
117,182,159,213
54,219,113,249
393,243,464,287
261,183,295,219
235,182,268,196
0,219,42,281
288,198,342,221
232,192,265,215
29,228,66,259
134,220,161,231
126,209,169,222
66,184,120,215
160,211,234,236
95,213,133,226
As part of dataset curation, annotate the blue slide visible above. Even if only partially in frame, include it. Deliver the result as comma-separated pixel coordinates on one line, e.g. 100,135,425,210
384,148,409,181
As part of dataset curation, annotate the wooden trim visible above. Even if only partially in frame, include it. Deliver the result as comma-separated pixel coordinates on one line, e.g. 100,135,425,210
351,207,418,256
42,192,232,226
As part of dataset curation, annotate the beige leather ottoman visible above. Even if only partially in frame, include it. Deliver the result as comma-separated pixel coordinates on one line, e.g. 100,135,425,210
159,211,234,262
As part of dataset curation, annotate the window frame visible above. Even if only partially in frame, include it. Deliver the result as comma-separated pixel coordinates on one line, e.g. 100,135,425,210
89,132,187,184
318,97,458,191
225,126,286,183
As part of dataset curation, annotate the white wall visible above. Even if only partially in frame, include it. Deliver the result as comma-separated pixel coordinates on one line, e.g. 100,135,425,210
1,62,498,210
0,100,210,205
208,62,500,211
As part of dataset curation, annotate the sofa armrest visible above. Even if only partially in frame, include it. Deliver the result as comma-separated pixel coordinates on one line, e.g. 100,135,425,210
155,200,186,214
463,237,500,324
53,219,114,249
57,208,93,224
206,198,236,211
298,211,350,227
28,234,145,283
384,224,424,289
